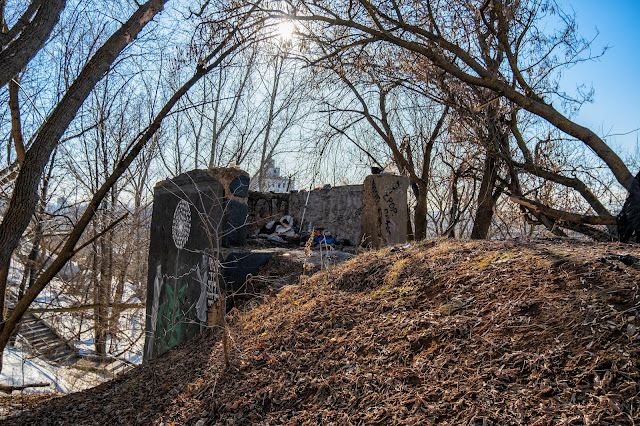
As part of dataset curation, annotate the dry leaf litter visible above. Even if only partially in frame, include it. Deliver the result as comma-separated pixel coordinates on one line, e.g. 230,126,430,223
2,238,639,425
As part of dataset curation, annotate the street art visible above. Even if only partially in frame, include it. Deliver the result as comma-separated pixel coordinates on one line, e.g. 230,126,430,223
172,199,191,249
206,255,219,306
149,250,219,356
371,179,401,242
145,195,203,358
153,200,193,353
381,180,400,243
155,269,188,354
195,254,209,331
145,262,163,360
196,253,221,331
247,192,289,234
144,169,248,361
361,174,409,248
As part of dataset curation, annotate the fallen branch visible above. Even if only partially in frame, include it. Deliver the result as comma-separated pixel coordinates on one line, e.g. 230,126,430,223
554,221,614,242
26,303,145,314
509,195,616,226
0,382,49,393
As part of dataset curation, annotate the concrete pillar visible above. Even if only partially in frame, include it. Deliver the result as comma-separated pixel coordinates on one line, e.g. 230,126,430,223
360,174,409,248
143,168,248,361
208,167,250,247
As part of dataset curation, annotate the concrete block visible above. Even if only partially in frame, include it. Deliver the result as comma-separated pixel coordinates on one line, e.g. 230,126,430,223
360,174,409,248
221,251,275,293
143,170,226,361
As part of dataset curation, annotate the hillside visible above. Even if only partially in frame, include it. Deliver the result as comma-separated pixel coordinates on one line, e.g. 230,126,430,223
2,239,639,425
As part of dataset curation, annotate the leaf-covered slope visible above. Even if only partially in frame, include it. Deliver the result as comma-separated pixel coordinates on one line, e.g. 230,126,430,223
4,239,640,425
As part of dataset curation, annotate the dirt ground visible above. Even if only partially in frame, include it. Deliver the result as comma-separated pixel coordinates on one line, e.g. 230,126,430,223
2,238,639,425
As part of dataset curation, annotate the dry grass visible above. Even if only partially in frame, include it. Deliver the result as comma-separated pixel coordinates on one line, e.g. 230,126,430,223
3,238,639,425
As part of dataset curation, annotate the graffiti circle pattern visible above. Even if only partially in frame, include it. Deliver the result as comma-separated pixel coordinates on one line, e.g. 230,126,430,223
172,200,191,249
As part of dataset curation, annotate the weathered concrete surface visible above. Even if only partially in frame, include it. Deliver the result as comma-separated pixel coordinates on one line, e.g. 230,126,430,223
360,175,409,248
144,170,226,361
289,185,363,245
221,251,275,293
208,167,250,247
247,192,289,234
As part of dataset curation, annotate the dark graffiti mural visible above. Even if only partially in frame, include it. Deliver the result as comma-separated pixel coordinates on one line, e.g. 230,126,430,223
144,170,224,361
247,191,289,233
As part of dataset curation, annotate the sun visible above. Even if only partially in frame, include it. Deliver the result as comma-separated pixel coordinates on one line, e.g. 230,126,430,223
277,20,295,43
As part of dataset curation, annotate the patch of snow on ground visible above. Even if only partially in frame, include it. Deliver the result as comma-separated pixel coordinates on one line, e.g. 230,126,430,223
1,342,112,394
1,346,68,393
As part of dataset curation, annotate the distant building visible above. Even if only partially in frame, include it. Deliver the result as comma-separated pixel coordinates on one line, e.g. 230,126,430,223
249,159,295,192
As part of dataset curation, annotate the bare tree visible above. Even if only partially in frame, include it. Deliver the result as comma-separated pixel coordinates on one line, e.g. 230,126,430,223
321,63,448,239
278,0,626,238
0,0,260,370
0,0,66,89
0,0,169,292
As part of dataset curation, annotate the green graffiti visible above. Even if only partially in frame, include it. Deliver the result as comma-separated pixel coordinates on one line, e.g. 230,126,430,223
156,278,188,354
155,250,186,354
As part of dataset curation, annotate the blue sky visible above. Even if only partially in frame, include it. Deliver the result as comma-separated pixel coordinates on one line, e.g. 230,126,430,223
556,1,640,159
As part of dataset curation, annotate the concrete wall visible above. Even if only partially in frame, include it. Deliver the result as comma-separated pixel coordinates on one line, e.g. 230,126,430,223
144,169,248,361
248,179,410,247
289,185,363,245
247,192,289,233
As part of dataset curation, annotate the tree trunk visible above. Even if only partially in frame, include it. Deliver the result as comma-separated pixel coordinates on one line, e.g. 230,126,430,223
0,0,66,89
413,182,428,240
406,205,414,241
8,77,25,165
0,263,8,322
110,249,129,338
94,224,110,357
471,152,499,239
0,0,167,282
110,210,136,342
443,168,462,238
24,223,41,291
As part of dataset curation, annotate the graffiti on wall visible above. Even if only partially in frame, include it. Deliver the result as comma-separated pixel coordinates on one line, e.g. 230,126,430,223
196,253,220,331
144,171,226,361
371,179,401,244
247,192,289,230
361,175,408,248
147,252,220,359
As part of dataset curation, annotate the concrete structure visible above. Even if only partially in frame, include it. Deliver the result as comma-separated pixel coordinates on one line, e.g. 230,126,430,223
289,185,363,246
143,169,248,361
144,171,408,360
360,174,410,248
249,159,295,192
247,191,289,232
247,179,409,247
